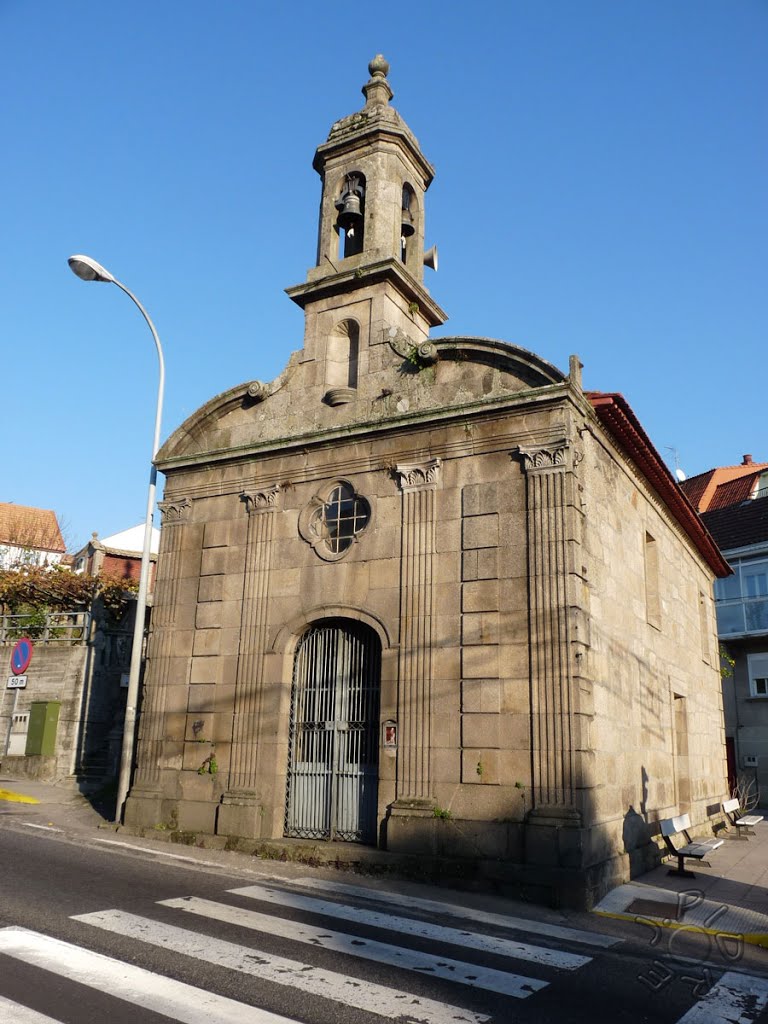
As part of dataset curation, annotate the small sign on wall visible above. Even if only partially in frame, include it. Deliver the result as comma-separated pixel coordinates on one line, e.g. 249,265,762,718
120,673,130,689
383,720,397,748
7,675,27,689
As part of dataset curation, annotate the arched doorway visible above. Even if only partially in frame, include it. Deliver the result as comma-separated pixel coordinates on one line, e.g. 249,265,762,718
285,618,381,843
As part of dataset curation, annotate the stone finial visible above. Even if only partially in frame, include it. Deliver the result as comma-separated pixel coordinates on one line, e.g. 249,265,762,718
362,53,393,108
369,54,390,78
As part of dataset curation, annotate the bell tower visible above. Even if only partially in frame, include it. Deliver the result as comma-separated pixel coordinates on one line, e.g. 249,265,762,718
286,56,447,398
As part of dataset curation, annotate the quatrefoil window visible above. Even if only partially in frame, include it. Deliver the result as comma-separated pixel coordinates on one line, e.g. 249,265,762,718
299,481,371,561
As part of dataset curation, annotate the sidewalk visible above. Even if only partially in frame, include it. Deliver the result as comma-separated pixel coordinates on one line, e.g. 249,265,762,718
593,816,768,949
2,776,767,949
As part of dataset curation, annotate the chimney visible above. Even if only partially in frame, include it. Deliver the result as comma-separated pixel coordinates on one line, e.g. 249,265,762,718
742,454,753,465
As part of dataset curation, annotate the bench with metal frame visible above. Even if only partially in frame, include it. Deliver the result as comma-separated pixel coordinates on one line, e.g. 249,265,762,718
722,797,764,838
660,813,723,878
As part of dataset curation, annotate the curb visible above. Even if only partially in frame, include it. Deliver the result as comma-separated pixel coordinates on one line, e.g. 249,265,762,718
593,908,768,950
0,789,40,805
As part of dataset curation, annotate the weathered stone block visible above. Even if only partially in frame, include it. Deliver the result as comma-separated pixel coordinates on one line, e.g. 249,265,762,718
462,611,499,646
462,482,500,517
185,712,213,742
177,799,217,834
462,580,499,612
203,521,231,549
196,602,222,629
193,629,221,657
182,740,215,771
462,645,499,679
462,513,499,551
462,678,501,714
462,713,501,749
187,684,216,714
461,748,499,784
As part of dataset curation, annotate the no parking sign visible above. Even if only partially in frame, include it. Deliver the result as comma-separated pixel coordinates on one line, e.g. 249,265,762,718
10,638,33,675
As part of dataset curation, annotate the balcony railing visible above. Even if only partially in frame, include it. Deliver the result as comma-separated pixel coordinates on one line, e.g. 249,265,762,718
0,611,91,645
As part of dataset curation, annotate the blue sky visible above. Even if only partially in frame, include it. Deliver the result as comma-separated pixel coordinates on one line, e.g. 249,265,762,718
2,1,765,551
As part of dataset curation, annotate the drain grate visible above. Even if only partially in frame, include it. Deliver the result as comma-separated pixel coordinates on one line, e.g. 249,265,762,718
625,898,682,920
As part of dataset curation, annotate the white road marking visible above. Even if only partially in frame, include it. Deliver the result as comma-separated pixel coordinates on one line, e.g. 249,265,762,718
95,838,232,869
674,970,768,1023
73,909,492,1024
0,927,296,1024
22,823,63,833
163,894,549,996
228,882,589,970
292,876,621,948
0,993,63,1023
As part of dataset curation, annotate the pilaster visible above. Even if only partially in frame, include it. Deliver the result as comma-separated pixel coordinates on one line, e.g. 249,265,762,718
218,485,280,835
132,497,193,795
392,458,441,806
515,441,580,817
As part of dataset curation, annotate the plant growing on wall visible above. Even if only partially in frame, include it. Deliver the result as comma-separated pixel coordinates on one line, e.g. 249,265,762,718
719,643,735,680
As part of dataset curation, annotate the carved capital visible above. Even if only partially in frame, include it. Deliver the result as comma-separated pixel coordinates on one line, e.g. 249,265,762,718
157,497,192,524
241,486,280,515
515,440,569,473
395,458,442,491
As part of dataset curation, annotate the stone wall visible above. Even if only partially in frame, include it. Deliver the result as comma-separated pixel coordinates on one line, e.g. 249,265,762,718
579,426,728,880
0,643,88,779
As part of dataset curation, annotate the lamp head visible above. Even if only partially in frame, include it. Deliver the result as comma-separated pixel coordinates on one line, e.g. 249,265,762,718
68,254,115,283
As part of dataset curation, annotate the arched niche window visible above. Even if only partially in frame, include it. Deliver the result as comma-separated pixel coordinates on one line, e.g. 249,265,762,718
335,172,365,259
324,319,359,405
400,183,417,265
299,481,371,561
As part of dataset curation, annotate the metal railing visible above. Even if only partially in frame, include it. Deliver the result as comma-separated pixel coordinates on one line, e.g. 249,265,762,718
0,611,91,645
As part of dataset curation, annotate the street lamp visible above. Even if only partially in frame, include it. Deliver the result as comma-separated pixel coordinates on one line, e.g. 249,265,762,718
68,254,165,822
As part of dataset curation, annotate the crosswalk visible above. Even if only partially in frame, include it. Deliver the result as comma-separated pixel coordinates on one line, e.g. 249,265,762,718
0,876,767,1024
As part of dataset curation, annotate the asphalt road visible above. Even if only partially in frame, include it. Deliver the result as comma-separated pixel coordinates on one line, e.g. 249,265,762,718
0,823,766,1024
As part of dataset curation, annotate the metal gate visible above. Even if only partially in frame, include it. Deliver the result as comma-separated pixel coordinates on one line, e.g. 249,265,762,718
285,619,381,843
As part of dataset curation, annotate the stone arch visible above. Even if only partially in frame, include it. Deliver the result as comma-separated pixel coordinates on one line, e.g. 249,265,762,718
271,604,394,656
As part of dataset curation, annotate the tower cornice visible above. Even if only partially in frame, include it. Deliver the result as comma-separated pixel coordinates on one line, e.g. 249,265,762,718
313,120,435,187
285,257,447,327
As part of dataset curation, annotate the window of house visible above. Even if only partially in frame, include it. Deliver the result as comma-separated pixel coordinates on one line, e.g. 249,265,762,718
699,590,710,663
748,653,768,698
644,531,661,629
714,557,768,636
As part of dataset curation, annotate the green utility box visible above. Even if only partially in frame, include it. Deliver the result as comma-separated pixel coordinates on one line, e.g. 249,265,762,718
25,701,60,757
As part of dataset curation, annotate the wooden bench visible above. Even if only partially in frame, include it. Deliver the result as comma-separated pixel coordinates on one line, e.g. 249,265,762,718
722,797,764,837
660,813,723,878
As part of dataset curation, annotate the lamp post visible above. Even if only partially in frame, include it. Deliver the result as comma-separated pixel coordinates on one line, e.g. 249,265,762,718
68,254,165,822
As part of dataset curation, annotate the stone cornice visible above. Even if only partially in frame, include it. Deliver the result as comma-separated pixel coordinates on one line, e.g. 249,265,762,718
157,381,575,473
285,257,447,326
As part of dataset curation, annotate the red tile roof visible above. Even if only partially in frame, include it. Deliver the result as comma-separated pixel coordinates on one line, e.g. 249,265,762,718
681,461,768,512
705,474,759,512
586,393,731,577
0,503,66,553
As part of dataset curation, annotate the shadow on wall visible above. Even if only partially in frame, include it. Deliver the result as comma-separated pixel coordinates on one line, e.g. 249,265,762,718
622,766,659,878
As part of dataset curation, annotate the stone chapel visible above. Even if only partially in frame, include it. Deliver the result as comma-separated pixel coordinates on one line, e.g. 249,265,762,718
125,56,730,907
